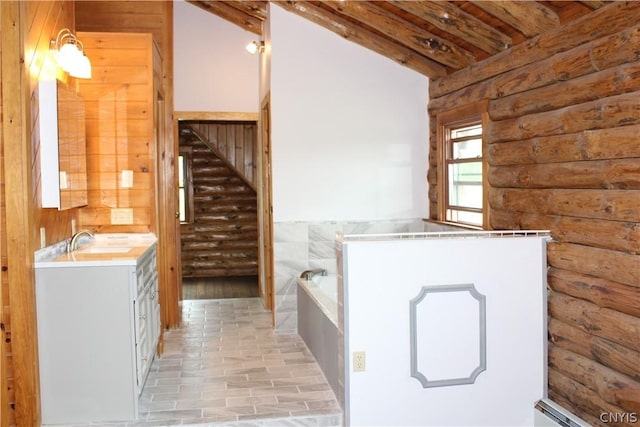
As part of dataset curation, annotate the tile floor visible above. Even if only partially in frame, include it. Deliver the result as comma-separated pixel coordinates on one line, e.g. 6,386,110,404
87,298,342,426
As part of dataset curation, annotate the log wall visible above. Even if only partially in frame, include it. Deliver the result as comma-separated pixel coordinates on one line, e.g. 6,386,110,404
428,3,640,424
180,123,258,278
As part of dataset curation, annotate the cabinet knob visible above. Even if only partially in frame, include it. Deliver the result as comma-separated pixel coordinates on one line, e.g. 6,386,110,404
139,315,146,321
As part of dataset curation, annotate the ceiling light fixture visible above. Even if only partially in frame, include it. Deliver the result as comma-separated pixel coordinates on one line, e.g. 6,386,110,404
50,28,92,79
245,40,264,55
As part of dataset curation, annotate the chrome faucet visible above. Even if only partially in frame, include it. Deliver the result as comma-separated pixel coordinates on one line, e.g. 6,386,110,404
68,230,94,253
300,268,328,281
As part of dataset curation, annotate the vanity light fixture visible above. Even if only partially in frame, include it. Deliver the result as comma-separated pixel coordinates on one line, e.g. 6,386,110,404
50,28,92,79
245,40,264,54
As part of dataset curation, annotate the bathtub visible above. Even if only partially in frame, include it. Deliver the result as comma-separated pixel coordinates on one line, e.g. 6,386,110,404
297,274,339,399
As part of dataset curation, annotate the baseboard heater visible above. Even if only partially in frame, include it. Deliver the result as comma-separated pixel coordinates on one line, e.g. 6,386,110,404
534,399,590,427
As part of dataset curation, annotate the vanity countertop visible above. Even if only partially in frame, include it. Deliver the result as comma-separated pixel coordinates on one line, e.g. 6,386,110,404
35,233,157,268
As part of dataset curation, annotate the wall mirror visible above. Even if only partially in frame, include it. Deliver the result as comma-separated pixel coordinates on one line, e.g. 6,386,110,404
39,79,88,210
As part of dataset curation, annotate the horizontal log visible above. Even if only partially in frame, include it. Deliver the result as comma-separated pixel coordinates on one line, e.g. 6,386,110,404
549,318,640,382
181,241,258,251
487,125,640,166
181,237,258,245
185,213,257,222
182,268,258,278
181,253,258,262
194,187,255,197
489,210,640,253
488,188,640,222
322,0,475,69
548,242,640,287
549,368,630,427
193,201,256,213
549,344,640,413
431,2,640,97
431,26,640,114
487,91,640,144
490,60,640,121
548,267,640,318
189,175,245,185
183,261,258,269
549,291,640,352
470,1,559,38
390,1,511,55
182,231,258,240
191,165,235,176
488,158,640,189
546,392,602,427
183,222,258,231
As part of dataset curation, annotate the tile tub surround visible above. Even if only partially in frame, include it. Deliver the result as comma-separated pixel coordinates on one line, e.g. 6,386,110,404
49,298,342,426
273,218,456,332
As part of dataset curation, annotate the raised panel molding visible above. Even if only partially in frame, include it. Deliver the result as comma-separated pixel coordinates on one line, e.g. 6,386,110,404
410,283,487,388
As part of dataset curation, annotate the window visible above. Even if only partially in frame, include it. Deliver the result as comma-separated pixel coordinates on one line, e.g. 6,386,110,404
437,104,487,228
178,147,193,223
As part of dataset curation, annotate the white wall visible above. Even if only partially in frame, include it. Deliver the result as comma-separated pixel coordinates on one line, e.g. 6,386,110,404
173,0,259,112
269,7,429,222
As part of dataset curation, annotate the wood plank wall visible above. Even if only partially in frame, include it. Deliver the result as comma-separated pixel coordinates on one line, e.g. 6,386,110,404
180,123,259,278
188,121,259,188
75,1,182,330
76,32,157,233
1,1,76,424
428,3,640,424
0,1,175,424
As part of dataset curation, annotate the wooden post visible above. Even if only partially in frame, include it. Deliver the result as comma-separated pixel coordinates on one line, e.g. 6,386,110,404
1,2,40,425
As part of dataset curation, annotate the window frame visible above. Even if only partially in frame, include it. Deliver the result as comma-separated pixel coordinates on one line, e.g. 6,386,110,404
178,146,194,224
436,102,489,230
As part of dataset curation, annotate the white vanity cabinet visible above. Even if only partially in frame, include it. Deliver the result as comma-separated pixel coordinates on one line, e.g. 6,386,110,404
35,238,159,424
134,246,160,394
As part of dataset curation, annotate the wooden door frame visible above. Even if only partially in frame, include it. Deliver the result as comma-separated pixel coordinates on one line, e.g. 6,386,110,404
259,95,275,323
173,111,270,308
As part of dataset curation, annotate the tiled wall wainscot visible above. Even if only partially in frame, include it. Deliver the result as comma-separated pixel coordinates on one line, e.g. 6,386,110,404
273,219,432,332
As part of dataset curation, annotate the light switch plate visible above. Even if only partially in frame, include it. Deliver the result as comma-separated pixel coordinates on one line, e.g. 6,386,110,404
121,170,134,188
111,208,134,225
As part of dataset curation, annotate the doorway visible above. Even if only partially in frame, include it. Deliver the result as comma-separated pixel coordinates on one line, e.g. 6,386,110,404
175,113,260,301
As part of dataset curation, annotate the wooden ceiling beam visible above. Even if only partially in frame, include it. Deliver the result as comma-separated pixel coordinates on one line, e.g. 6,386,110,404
320,0,475,70
186,1,262,35
275,1,447,78
391,1,512,55
225,1,268,22
470,0,560,38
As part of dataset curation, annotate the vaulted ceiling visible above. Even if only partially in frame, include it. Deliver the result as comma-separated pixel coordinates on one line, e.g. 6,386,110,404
185,1,610,79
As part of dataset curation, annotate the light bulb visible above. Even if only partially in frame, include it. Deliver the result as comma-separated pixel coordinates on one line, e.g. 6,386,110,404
57,41,80,72
70,54,92,79
246,41,259,54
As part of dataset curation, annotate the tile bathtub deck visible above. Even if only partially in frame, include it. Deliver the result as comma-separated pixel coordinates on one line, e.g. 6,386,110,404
114,298,341,426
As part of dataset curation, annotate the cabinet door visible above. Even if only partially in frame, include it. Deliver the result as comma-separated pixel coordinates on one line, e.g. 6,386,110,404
149,271,161,352
134,284,150,394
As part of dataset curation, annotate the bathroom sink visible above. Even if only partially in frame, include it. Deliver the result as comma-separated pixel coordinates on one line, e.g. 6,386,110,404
78,247,132,254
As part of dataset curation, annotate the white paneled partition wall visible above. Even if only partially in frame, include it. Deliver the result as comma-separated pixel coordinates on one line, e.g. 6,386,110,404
337,231,550,426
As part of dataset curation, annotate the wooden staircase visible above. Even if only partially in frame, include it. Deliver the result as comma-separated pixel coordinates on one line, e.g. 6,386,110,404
179,122,259,278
